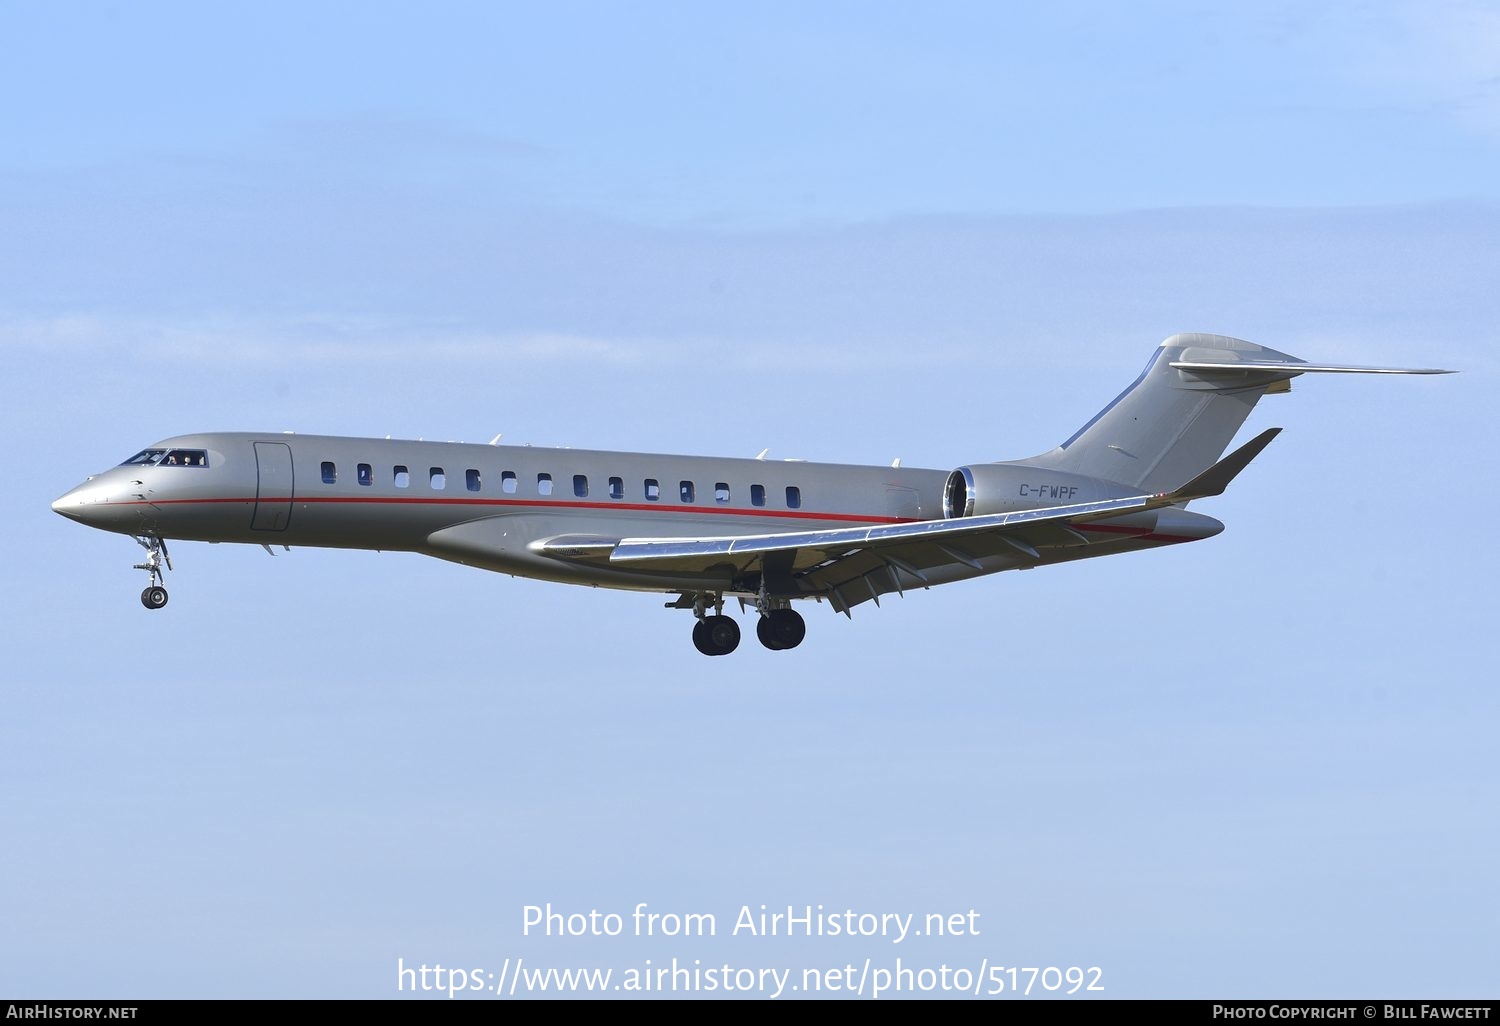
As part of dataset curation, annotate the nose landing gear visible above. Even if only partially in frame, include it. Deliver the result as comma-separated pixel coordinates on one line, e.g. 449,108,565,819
132,535,172,610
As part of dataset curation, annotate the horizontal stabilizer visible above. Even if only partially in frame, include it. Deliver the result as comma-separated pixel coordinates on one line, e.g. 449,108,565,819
1172,359,1454,375
1169,428,1281,502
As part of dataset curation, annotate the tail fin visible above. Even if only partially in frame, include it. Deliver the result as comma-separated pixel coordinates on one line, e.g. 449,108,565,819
1020,333,1451,492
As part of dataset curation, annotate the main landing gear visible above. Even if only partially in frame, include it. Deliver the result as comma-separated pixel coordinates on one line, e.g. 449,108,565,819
692,615,741,656
756,608,806,651
133,535,172,610
685,593,807,655
689,593,740,656
753,585,805,652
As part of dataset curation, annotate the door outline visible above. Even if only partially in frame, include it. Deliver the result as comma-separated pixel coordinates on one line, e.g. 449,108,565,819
252,441,294,531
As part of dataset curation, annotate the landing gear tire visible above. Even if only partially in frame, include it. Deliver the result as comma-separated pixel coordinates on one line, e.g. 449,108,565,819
756,616,784,650
692,619,714,655
757,608,805,650
692,614,740,656
141,586,169,610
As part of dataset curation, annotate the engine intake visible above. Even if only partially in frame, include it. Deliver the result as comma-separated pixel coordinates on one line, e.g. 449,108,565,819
943,467,976,519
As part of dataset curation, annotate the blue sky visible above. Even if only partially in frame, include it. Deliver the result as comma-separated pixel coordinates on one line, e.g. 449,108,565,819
3,0,1496,1000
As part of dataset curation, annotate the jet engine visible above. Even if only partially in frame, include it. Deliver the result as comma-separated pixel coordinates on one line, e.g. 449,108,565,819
942,464,1127,518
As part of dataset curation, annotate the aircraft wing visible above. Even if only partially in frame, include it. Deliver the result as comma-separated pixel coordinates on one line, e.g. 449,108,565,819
538,429,1281,612
606,492,1155,571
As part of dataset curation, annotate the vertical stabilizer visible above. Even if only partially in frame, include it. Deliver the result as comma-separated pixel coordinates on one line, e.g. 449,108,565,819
1019,334,1306,491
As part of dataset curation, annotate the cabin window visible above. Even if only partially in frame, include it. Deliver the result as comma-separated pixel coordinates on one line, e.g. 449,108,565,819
394,465,409,488
321,461,337,484
715,482,730,503
501,471,517,494
430,467,445,490
573,474,588,498
609,476,624,499
645,479,660,501
357,463,372,486
680,480,695,503
466,469,482,492
786,486,802,509
537,473,553,496
751,484,766,507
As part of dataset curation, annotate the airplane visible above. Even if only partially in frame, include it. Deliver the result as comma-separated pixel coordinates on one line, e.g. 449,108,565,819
52,333,1450,655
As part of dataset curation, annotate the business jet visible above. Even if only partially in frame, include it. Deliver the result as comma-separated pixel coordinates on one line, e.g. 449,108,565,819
52,334,1449,655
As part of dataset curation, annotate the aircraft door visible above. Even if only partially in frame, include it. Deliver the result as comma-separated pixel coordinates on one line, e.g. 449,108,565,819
252,441,294,531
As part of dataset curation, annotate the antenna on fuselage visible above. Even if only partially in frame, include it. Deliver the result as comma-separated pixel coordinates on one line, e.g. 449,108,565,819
755,448,769,460
489,434,503,445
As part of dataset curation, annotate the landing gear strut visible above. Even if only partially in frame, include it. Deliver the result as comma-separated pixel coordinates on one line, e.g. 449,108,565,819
133,535,172,610
689,593,740,656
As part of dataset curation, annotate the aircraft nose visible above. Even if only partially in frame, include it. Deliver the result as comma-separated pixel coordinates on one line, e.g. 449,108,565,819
52,480,123,529
52,488,85,521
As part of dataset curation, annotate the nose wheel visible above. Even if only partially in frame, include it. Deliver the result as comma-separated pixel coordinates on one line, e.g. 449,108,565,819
132,534,173,611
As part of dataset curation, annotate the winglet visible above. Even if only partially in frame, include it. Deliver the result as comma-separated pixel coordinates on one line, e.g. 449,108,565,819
1169,427,1282,502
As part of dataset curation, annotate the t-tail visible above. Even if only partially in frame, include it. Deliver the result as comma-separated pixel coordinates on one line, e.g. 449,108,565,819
1016,333,1452,492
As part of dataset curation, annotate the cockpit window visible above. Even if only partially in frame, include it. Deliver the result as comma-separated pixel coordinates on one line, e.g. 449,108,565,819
125,448,209,468
166,450,208,467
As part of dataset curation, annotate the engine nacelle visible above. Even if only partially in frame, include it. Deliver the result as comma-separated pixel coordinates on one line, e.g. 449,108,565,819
942,464,1131,518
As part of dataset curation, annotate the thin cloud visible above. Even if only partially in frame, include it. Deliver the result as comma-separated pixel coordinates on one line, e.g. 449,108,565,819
2,311,1042,373
2,313,651,367
1325,2,1500,135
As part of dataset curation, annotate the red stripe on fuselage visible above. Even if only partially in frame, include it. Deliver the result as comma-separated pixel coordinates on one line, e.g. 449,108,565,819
95,498,1201,540
96,494,916,524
